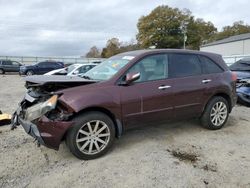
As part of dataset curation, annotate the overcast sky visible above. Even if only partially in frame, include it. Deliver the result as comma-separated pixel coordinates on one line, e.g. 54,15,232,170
0,0,249,56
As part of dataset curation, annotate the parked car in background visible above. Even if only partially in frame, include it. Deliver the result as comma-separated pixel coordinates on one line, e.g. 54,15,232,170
0,60,22,74
19,61,64,76
12,49,237,160
44,63,97,76
229,58,250,72
229,58,250,106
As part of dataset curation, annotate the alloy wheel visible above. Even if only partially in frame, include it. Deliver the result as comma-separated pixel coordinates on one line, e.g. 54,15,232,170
210,101,228,126
76,120,110,155
26,71,33,76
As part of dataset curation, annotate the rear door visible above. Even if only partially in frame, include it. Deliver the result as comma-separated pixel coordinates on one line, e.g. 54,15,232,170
38,62,52,74
120,54,174,129
198,55,225,104
11,61,21,72
169,53,206,118
2,61,13,72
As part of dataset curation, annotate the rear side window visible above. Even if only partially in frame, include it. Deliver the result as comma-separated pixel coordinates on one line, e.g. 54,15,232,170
2,61,12,65
169,54,201,78
52,63,60,68
199,56,223,74
54,62,63,68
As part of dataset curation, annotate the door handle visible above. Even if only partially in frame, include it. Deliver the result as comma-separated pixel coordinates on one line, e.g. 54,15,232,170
158,85,171,90
202,79,212,84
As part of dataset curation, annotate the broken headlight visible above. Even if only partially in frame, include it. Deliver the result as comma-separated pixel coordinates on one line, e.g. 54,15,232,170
25,95,58,121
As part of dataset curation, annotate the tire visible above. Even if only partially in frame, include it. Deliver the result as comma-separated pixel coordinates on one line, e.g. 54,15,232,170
201,96,229,130
0,69,5,74
26,70,34,76
66,111,115,160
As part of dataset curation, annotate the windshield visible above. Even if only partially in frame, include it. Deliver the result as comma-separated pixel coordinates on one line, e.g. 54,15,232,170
67,64,79,73
83,57,133,80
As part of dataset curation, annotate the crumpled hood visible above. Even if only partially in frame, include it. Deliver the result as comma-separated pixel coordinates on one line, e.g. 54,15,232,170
25,75,98,92
25,75,97,84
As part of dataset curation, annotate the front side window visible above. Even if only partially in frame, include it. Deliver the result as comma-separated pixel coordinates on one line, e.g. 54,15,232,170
12,61,20,66
127,54,168,82
169,54,201,78
38,62,47,67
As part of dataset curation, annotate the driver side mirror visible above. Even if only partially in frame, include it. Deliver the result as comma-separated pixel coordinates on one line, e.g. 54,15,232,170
124,72,140,85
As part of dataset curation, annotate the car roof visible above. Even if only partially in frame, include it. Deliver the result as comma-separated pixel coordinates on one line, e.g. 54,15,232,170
39,61,64,64
112,49,221,59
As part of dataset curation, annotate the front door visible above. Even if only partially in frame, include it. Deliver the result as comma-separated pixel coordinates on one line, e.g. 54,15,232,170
12,61,21,72
120,54,174,129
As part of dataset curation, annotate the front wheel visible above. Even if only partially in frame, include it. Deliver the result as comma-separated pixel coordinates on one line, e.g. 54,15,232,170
201,96,229,130
0,69,5,74
66,112,115,160
26,70,34,76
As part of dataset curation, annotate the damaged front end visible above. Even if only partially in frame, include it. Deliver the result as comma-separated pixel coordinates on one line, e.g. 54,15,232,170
11,75,95,149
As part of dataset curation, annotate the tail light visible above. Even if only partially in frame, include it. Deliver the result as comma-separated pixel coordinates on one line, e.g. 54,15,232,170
231,71,237,81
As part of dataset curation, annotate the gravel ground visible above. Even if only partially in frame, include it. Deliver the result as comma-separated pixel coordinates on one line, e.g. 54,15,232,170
0,75,250,188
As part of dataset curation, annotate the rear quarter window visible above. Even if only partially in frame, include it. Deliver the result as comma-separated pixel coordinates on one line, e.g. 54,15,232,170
199,56,223,74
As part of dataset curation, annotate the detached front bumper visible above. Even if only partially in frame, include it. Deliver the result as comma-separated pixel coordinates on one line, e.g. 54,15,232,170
12,93,74,150
16,116,45,146
13,111,74,150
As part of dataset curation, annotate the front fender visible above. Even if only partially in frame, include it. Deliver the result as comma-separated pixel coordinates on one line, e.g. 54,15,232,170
58,85,122,120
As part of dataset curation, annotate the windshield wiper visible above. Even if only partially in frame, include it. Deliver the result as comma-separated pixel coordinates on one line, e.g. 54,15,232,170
81,75,92,80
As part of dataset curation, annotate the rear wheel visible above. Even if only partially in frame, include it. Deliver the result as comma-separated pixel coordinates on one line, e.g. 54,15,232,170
66,112,115,160
201,96,229,130
26,70,34,76
0,69,5,74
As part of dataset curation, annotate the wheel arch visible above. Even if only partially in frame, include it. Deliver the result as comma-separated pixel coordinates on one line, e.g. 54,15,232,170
71,106,123,138
204,92,232,113
0,68,5,74
26,69,34,75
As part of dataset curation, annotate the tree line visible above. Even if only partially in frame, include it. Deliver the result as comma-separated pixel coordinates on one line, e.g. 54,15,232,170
85,5,250,58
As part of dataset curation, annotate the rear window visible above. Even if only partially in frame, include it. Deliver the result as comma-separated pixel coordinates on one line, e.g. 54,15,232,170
169,54,201,78
199,56,223,74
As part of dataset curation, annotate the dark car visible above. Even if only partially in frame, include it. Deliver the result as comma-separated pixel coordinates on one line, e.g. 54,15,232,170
229,58,250,80
229,58,250,106
12,49,237,160
229,58,250,72
19,61,64,75
0,60,22,74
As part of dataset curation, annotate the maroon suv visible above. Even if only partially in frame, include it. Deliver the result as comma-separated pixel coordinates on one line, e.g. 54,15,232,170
12,49,237,160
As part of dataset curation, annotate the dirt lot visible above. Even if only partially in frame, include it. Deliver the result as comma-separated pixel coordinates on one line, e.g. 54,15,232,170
0,75,250,188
